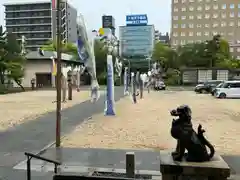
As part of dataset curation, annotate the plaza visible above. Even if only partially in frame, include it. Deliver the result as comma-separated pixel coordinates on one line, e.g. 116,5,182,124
2,88,239,180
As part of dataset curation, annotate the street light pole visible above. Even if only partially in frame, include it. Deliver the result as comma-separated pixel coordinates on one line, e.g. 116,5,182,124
56,0,62,148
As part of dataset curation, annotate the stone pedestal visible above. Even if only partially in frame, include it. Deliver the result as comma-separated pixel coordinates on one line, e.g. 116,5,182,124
160,150,230,180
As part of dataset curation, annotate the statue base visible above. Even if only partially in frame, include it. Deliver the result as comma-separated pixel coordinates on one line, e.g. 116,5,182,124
160,150,230,180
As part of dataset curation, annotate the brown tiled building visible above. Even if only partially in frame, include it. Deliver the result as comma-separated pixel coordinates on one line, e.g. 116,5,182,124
171,0,240,59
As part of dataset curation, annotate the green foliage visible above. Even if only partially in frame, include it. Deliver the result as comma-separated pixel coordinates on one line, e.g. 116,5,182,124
0,25,26,91
152,35,239,85
41,40,79,60
94,40,107,76
42,39,108,84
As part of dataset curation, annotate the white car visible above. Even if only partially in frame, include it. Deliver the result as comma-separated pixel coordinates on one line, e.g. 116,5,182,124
214,81,240,98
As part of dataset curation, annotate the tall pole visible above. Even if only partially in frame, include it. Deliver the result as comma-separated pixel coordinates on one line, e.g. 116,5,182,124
56,0,62,147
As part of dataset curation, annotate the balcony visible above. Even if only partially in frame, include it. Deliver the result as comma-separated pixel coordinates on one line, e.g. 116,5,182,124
11,30,51,33
4,3,51,12
6,23,51,27
6,19,51,26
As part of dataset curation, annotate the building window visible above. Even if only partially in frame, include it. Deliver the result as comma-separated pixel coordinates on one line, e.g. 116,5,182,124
228,32,234,36
221,22,226,27
229,22,234,26
182,0,186,3
197,6,202,11
238,12,240,17
173,24,178,28
213,31,218,35
213,23,218,27
237,56,240,60
205,5,210,10
205,14,210,19
182,7,186,11
197,15,202,19
174,0,178,3
181,40,186,45
213,5,218,10
237,48,240,52
173,16,178,20
189,15,194,19
189,6,194,11
221,13,226,18
222,4,226,9
174,8,178,12
205,24,209,28
238,21,240,26
188,40,194,43
189,32,193,36
197,24,202,28
197,32,201,36
230,4,234,9
204,32,209,36
173,32,178,37
220,32,225,36
189,24,194,28
230,47,234,52
181,16,186,20
213,14,218,18
181,24,186,28
181,32,185,36
230,12,234,18
189,0,194,2
206,0,210,2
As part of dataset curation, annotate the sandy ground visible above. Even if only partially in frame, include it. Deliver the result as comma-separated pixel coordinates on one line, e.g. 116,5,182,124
0,90,92,131
62,91,240,155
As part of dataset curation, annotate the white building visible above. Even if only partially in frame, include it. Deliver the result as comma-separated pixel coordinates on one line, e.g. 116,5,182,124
15,51,82,88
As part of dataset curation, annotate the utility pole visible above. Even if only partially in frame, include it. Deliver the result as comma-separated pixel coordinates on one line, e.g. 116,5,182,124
56,0,62,147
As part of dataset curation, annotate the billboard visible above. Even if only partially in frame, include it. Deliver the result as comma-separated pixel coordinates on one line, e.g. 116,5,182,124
102,15,115,29
126,14,148,26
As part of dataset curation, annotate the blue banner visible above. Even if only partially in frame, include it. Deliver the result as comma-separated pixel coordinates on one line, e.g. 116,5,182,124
105,55,115,115
76,38,89,63
126,14,148,26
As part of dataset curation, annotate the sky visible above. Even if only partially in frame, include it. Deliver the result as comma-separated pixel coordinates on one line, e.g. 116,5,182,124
0,0,171,34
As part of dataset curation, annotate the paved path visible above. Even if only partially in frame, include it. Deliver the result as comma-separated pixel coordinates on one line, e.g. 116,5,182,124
13,148,240,180
0,87,124,180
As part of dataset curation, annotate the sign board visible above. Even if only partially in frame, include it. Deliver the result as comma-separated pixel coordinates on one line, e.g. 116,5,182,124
126,14,148,26
102,15,115,28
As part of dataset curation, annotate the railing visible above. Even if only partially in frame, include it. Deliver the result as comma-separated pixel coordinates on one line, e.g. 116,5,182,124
25,151,135,180
25,152,61,180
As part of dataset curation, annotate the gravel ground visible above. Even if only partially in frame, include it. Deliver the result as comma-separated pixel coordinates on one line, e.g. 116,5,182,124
0,90,92,131
62,91,240,155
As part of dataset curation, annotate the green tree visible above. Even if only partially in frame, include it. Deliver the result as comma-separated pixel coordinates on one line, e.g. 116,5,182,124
41,40,79,60
0,26,26,91
152,42,178,72
94,40,107,84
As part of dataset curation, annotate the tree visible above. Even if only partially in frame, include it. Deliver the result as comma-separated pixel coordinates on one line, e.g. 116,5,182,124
152,42,178,72
0,25,26,91
94,40,107,84
41,40,79,60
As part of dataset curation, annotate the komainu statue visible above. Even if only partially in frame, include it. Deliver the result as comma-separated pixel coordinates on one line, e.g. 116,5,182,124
170,105,215,162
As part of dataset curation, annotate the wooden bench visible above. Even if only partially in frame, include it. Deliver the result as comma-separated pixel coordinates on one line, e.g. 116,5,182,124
160,150,231,180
